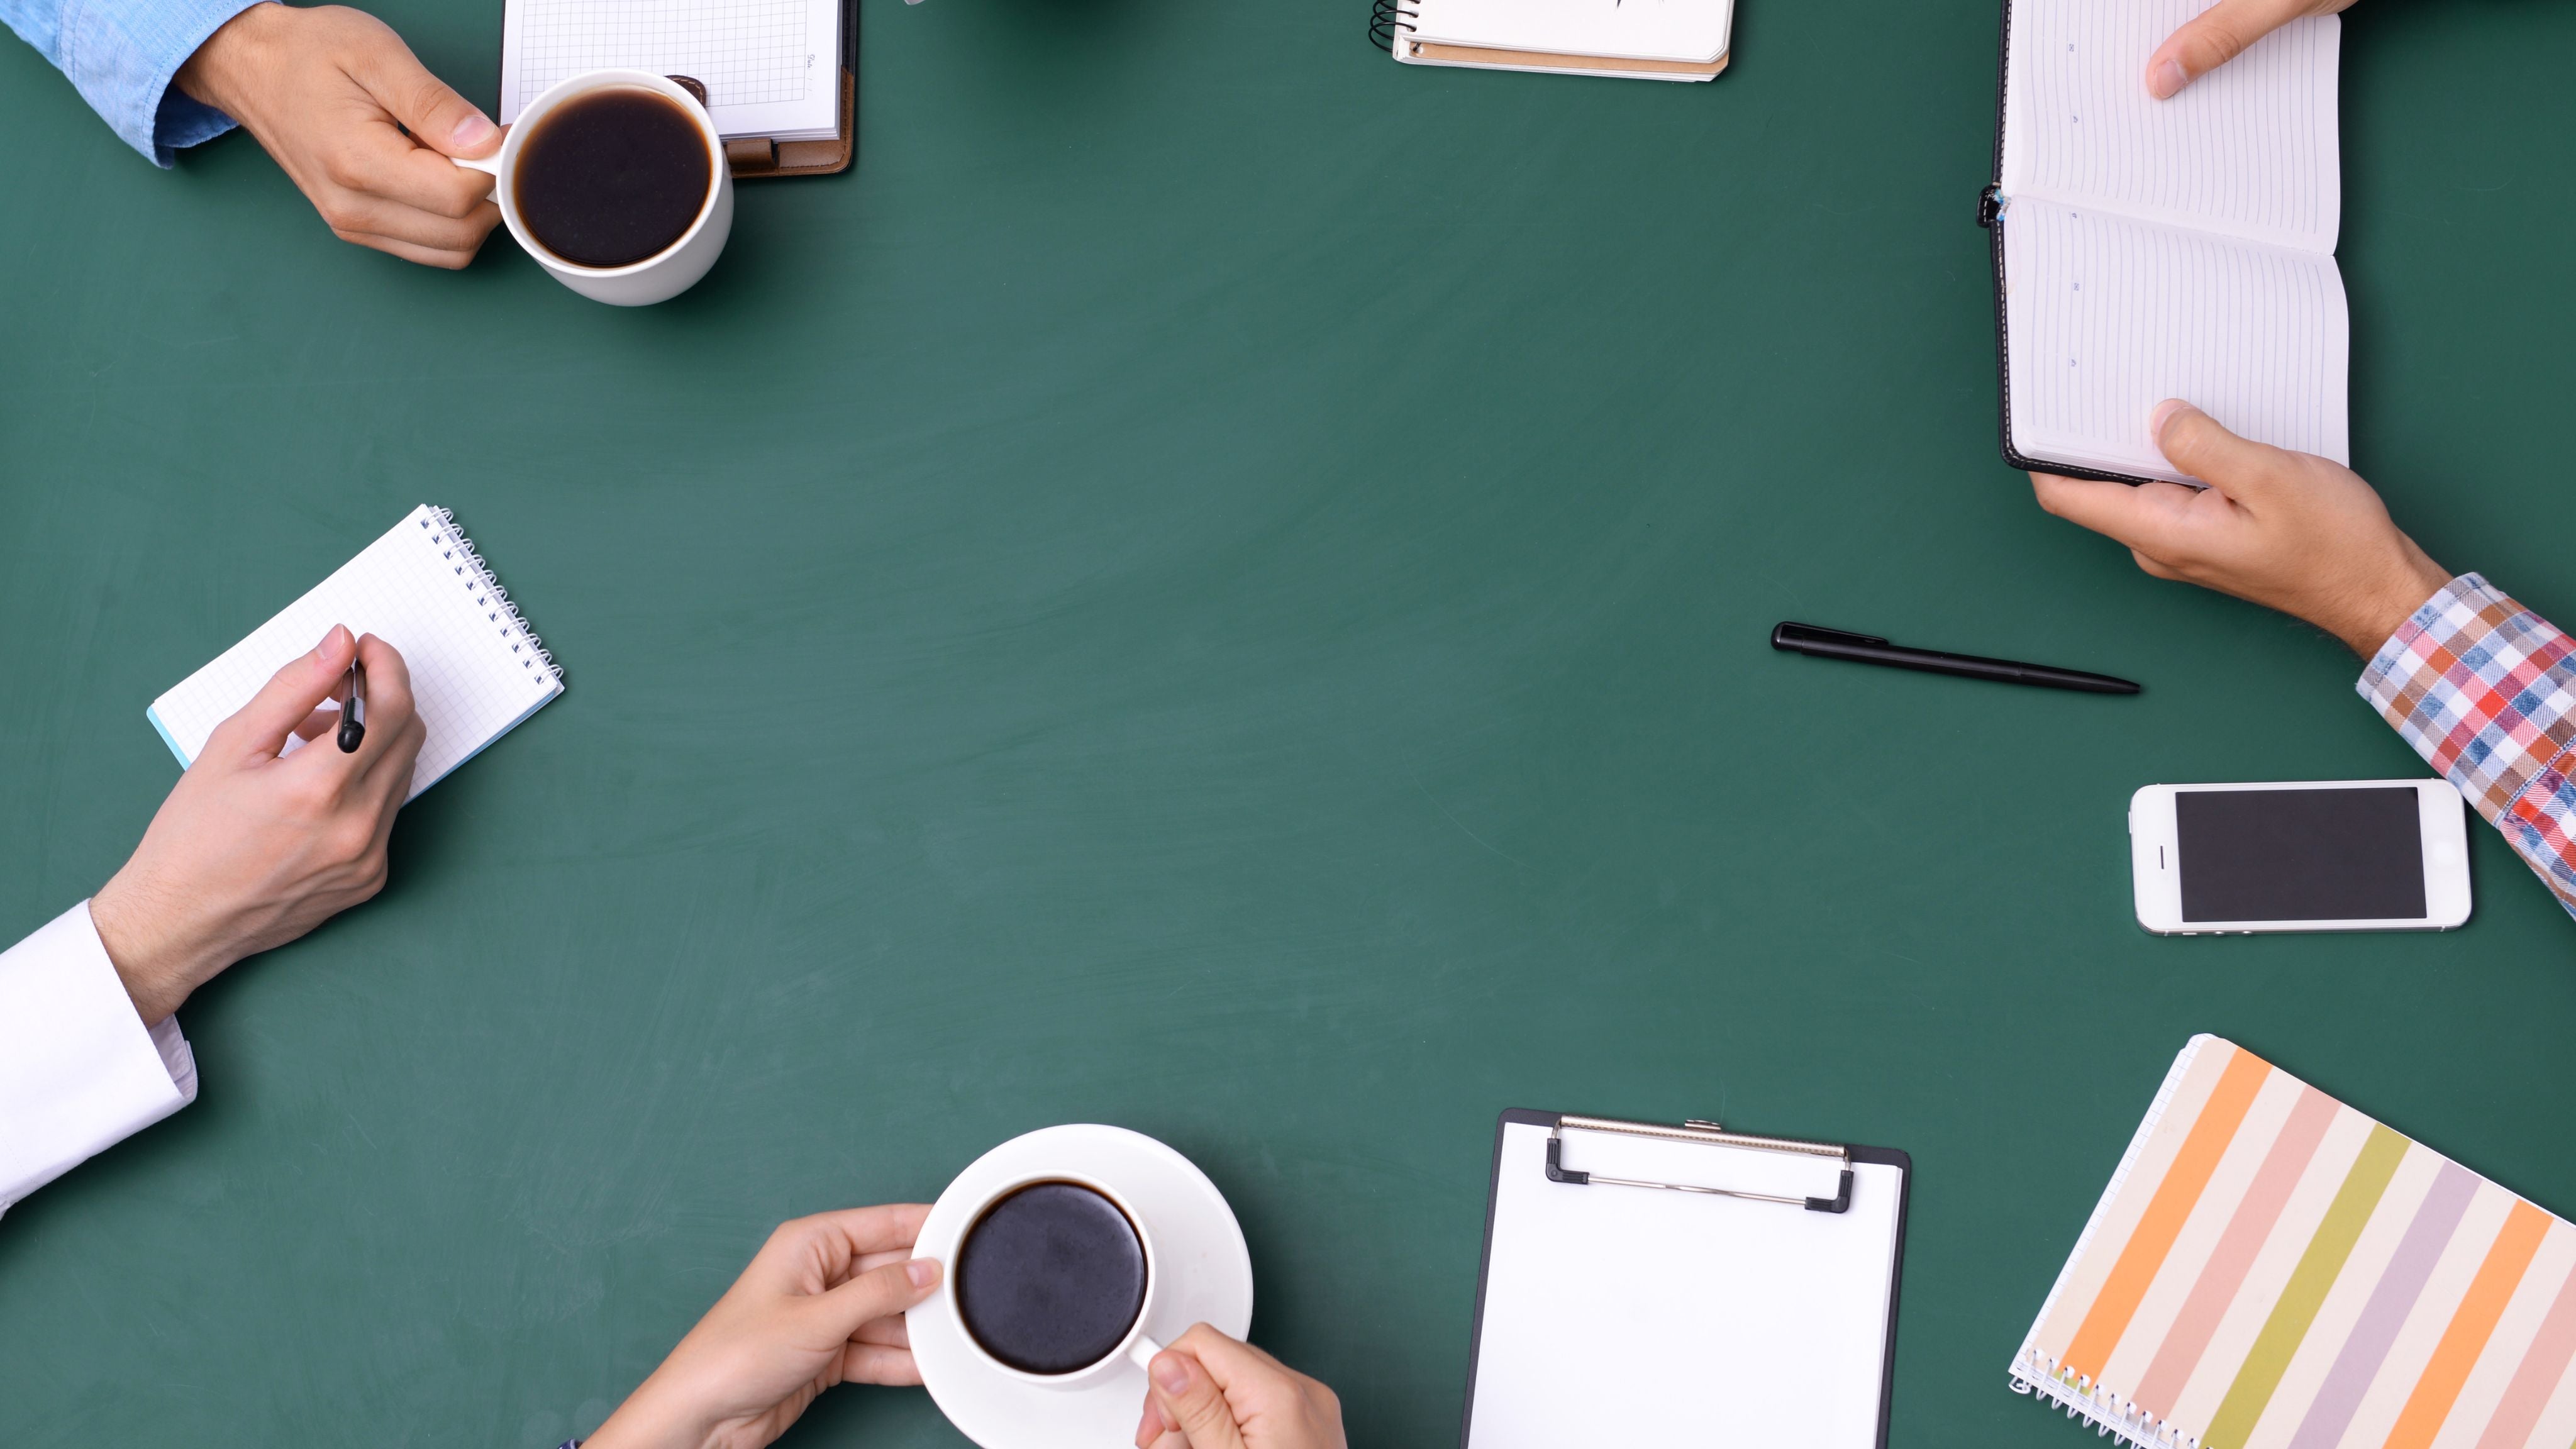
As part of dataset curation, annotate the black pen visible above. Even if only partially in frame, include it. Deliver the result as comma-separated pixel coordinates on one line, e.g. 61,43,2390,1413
1770,621,2140,695
337,658,368,752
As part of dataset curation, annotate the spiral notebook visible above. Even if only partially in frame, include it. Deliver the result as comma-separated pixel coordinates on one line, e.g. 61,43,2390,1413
146,507,564,802
1461,1109,1910,1446
1374,0,1731,81
2012,1036,2576,1449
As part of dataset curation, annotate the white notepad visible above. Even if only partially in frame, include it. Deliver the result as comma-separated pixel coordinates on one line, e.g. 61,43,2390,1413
498,0,843,141
147,507,564,801
1461,1111,1911,1447
1991,0,2346,484
1388,0,1732,81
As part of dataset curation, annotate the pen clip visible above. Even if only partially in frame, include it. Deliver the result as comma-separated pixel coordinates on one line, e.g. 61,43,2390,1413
1772,622,1890,650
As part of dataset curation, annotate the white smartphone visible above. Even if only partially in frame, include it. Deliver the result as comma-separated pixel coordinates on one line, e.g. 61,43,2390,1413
2129,779,2472,935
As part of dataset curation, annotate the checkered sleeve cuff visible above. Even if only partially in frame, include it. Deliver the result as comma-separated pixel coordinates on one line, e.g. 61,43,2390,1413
2359,572,2576,918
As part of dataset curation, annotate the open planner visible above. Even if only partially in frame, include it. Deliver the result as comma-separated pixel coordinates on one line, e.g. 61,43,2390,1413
498,0,857,177
1460,1109,1911,1447
147,507,564,802
2013,1036,2576,1449
1374,0,1731,82
1984,0,2346,484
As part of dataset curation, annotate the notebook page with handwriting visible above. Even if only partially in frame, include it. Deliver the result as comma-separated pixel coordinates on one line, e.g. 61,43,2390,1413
147,507,564,802
2004,201,2348,483
2001,0,2338,252
499,0,841,140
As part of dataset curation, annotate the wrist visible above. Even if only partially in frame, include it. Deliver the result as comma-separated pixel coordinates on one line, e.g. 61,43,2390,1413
89,871,214,1023
580,1378,721,1449
2331,550,2453,659
174,1,286,117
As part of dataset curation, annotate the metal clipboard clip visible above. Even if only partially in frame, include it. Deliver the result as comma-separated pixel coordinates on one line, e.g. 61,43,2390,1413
1543,1113,1856,1213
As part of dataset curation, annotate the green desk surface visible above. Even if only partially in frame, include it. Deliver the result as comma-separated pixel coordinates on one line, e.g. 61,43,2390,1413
6,0,2575,1443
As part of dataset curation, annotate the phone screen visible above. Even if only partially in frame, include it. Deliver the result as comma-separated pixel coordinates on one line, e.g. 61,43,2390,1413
2175,788,2426,922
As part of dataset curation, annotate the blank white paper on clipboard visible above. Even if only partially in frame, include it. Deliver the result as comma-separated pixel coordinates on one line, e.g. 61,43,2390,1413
1460,1110,1911,1448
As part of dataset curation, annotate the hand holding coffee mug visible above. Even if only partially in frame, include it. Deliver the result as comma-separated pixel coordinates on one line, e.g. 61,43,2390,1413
579,1204,941,1449
1133,1326,1349,1449
454,69,734,305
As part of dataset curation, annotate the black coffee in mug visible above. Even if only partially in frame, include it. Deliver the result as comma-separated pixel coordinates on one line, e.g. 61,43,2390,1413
955,1181,1147,1375
514,87,712,269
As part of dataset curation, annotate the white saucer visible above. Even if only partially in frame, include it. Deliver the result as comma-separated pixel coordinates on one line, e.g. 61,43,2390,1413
909,1125,1255,1448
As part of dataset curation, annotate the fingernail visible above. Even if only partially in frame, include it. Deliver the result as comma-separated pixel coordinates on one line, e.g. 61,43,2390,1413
906,1258,940,1289
2147,57,2187,98
2150,399,2193,436
1152,1355,1191,1394
452,111,499,150
316,624,349,659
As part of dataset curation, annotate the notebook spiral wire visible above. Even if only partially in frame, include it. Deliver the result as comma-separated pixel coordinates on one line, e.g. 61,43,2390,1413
1368,0,1418,53
2009,1351,2195,1449
431,506,564,686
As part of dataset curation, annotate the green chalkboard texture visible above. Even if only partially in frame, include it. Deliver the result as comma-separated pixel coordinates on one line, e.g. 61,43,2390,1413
4,0,2575,1444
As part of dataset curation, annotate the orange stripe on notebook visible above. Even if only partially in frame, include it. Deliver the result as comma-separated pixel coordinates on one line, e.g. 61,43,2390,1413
2385,1199,2553,1449
2062,1046,2273,1381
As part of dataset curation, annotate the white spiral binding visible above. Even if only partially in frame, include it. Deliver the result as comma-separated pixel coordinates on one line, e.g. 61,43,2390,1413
426,506,564,687
2009,1350,2199,1449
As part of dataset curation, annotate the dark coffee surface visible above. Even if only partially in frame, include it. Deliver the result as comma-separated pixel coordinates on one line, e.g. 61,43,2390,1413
513,88,711,269
955,1183,1146,1375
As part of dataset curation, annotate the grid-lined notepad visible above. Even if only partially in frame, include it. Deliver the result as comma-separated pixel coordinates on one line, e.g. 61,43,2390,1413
2012,1036,2576,1449
147,507,564,801
1989,1,2347,484
498,0,842,141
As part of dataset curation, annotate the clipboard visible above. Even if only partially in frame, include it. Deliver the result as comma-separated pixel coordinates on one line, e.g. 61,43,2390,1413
1458,1109,1913,1448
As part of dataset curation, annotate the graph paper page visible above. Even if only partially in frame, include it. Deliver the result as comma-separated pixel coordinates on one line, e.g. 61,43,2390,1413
499,0,841,140
147,507,565,802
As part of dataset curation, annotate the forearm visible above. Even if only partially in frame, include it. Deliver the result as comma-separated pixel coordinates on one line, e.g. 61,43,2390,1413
2359,573,2576,918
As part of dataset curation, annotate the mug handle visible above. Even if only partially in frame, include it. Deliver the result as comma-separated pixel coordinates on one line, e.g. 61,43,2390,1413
450,153,501,177
1126,1334,1167,1373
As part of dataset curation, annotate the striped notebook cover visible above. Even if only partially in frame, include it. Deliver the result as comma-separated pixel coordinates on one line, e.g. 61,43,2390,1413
2011,1035,2576,1449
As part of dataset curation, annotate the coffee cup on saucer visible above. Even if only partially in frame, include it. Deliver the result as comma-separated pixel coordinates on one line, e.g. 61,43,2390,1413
908,1125,1253,1449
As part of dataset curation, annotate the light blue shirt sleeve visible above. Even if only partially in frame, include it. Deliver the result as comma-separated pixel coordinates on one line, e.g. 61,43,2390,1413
2,0,264,164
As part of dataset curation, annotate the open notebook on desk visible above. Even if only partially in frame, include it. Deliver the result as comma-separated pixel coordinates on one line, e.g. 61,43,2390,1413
499,0,856,175
1983,0,2345,484
147,507,564,802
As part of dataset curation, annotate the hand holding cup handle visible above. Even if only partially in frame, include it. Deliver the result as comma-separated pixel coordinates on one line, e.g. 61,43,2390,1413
1133,1325,1349,1449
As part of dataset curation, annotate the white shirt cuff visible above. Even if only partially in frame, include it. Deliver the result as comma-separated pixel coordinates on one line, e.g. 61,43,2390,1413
0,901,197,1217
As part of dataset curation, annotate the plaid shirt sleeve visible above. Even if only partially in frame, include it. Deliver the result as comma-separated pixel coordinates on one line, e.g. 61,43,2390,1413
2358,572,2576,918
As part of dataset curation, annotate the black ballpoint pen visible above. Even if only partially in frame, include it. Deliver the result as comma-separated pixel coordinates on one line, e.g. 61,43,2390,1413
1770,621,2140,695
337,658,368,752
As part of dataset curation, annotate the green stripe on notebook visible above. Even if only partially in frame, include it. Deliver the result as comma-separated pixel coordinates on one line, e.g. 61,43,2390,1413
2201,1124,2409,1449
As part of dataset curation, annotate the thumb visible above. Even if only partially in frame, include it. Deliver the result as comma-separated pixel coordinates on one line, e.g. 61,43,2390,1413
209,625,356,762
1146,1350,1247,1449
2143,0,2314,97
2151,399,2297,500
351,36,500,158
810,1257,941,1341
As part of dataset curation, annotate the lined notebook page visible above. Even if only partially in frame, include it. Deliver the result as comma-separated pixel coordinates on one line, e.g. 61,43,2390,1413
2005,200,2348,482
497,0,841,140
2011,1037,2576,1449
1404,0,1731,65
2002,0,2339,253
147,507,564,802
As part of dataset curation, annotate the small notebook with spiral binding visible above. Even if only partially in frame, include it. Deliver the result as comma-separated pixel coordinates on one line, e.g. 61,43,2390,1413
2012,1036,2576,1449
1374,0,1731,82
147,506,564,801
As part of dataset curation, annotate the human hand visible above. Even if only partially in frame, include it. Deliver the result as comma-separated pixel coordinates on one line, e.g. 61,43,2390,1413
2144,0,2357,98
584,1206,943,1449
174,3,503,268
2029,401,2453,658
1134,1324,1347,1449
89,625,423,1023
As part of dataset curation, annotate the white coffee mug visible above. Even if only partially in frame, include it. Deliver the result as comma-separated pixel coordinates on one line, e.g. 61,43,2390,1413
454,69,733,306
955,1172,1167,1391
